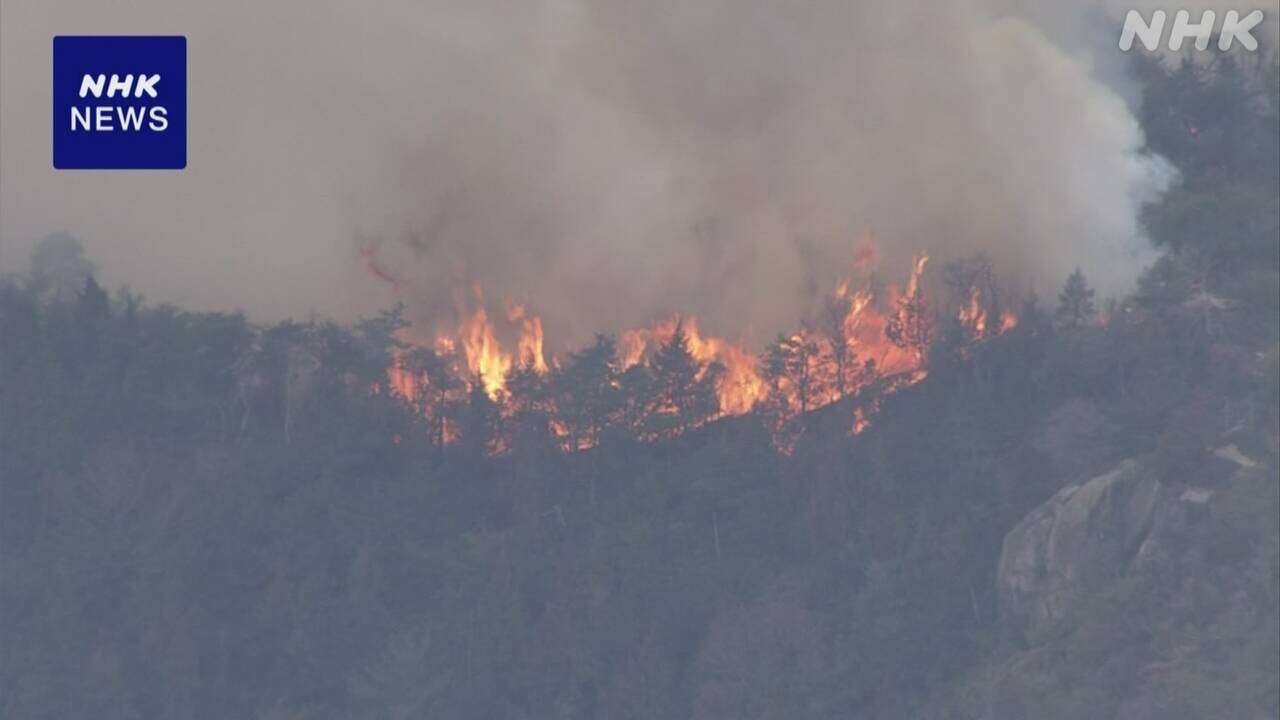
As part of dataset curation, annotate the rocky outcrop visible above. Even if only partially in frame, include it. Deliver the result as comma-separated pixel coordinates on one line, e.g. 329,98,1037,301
971,451,1277,719
997,460,1163,639
996,446,1267,641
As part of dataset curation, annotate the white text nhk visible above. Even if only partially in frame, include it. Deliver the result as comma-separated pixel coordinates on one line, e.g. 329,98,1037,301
71,73,168,132
1119,9,1265,51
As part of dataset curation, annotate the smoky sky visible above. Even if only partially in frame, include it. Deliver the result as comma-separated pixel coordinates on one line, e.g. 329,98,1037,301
2,0,1275,347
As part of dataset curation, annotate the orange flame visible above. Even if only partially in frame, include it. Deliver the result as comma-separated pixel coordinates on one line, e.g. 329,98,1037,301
460,304,512,399
957,285,1019,339
852,407,871,434
906,253,928,298
387,360,418,402
958,285,987,337
370,232,1019,449
851,253,930,378
506,301,549,374
623,316,766,416
619,329,649,368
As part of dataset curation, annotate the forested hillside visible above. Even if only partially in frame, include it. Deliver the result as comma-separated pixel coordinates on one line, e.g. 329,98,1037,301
2,54,1277,719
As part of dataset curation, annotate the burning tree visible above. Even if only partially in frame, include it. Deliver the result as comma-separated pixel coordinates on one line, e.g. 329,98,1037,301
644,322,722,439
763,329,827,416
944,254,1005,344
552,334,622,451
885,288,934,366
397,346,462,451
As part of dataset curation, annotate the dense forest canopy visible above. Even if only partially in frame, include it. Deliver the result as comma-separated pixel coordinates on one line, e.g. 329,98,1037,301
2,52,1278,719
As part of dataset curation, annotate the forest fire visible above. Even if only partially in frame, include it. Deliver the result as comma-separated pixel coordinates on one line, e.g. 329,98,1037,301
391,292,554,403
620,316,765,415
369,239,1018,449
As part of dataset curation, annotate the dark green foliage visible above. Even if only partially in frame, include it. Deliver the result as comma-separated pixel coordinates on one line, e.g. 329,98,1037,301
1133,51,1280,339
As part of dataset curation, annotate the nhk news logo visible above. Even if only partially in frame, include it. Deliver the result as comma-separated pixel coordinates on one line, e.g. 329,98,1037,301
53,36,186,169
1119,9,1266,52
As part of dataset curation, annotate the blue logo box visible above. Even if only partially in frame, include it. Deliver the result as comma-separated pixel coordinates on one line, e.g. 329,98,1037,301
53,36,186,169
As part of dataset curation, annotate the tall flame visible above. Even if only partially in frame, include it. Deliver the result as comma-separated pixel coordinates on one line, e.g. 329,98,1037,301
906,253,928,299
506,301,549,374
460,304,512,399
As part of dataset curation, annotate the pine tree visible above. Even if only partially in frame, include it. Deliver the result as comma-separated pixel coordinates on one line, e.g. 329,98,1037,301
1055,267,1096,331
646,322,719,438
616,362,654,438
554,334,620,450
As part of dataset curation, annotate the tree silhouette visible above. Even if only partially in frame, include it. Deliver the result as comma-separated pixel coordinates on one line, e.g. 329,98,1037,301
554,334,621,450
886,293,933,364
764,330,825,415
822,297,853,400
29,232,94,303
1055,267,1097,331
645,323,720,438
458,378,501,456
403,347,462,451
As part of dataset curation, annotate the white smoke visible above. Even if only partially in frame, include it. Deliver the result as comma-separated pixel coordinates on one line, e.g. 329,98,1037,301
4,0,1264,346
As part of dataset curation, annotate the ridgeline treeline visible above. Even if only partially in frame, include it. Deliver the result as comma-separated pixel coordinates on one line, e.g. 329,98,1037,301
2,54,1277,719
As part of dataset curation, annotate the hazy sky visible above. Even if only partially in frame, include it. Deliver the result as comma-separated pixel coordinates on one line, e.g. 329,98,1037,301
2,0,1274,346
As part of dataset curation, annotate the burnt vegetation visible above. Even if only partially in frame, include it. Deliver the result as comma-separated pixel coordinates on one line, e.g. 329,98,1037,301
2,55,1278,719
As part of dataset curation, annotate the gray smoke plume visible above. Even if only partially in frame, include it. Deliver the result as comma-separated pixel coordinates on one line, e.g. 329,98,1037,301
3,0,1271,347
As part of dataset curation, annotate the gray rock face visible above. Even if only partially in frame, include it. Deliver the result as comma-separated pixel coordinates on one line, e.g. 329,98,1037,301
997,460,1163,639
972,448,1275,719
